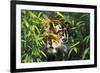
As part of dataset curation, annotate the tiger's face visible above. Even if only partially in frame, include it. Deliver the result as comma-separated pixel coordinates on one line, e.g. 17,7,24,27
46,24,65,49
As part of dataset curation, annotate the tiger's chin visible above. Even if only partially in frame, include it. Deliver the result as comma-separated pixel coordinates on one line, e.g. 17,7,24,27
47,48,57,54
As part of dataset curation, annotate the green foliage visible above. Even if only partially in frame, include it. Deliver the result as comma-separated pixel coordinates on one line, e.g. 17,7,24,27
21,10,47,62
21,10,90,62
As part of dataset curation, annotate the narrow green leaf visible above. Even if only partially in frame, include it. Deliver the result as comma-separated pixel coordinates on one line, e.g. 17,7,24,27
70,41,80,49
82,48,89,59
56,12,64,18
83,35,90,44
68,49,73,57
38,12,42,17
21,40,26,43
34,25,40,34
39,50,47,58
73,47,78,54
24,19,29,28
76,21,84,25
79,14,88,19
29,11,42,21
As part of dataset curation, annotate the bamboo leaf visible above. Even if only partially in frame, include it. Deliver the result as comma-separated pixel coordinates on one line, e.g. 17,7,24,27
39,50,47,58
56,12,64,18
24,19,29,28
68,47,78,57
34,25,40,34
83,35,90,44
73,47,78,54
76,21,84,27
29,11,42,21
82,48,89,59
70,41,80,49
68,48,73,57
38,12,42,17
